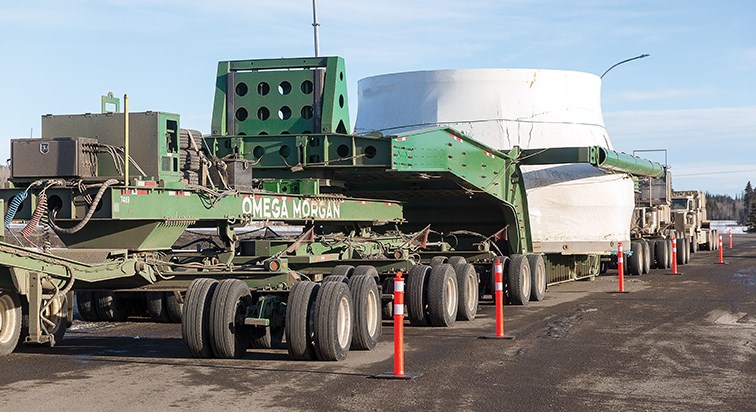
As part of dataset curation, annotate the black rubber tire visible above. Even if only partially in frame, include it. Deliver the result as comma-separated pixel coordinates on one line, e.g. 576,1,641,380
146,292,170,323
684,238,691,264
313,281,353,361
0,290,23,356
285,281,319,360
447,256,466,267
527,254,546,301
94,292,129,321
323,275,348,284
209,279,253,359
165,292,183,323
654,240,666,269
453,263,478,321
250,324,284,349
507,255,531,306
27,294,68,347
691,237,698,254
182,279,218,358
381,277,394,320
349,275,381,350
352,265,379,280
330,265,354,278
628,242,643,275
429,256,448,268
406,264,432,326
427,263,458,327
676,238,685,265
642,241,651,274
75,291,100,321
665,239,673,268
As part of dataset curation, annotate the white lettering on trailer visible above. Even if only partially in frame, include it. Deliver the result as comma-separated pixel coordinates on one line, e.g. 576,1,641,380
245,196,342,220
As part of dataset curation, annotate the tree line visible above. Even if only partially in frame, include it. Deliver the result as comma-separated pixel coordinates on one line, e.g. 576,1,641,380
706,181,756,230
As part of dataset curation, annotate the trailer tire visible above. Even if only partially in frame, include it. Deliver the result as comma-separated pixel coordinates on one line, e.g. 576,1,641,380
285,281,319,360
406,265,432,326
352,265,379,281
313,281,353,361
628,242,643,275
28,294,68,347
665,239,674,268
691,237,698,254
684,238,691,263
453,263,478,321
654,240,667,269
331,265,355,278
0,290,23,356
527,254,546,301
146,292,170,323
95,292,129,322
349,275,381,350
642,241,651,274
676,238,685,265
429,256,448,268
427,264,458,327
75,291,100,321
323,275,348,284
507,255,531,306
381,278,394,320
209,279,253,359
183,279,218,358
165,292,183,323
447,256,466,267
250,324,284,349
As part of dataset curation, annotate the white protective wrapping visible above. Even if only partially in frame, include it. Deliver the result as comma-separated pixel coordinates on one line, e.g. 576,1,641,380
355,69,634,250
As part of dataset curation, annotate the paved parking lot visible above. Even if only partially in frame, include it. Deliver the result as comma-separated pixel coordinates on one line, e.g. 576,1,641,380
1,236,754,411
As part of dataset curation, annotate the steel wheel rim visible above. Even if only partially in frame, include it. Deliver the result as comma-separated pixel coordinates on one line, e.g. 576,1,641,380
337,296,351,348
537,265,546,294
522,265,531,300
366,289,378,336
0,294,18,344
465,273,476,312
445,276,457,316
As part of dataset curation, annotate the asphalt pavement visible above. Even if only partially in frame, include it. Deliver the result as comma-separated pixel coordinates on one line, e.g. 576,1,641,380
1,235,754,411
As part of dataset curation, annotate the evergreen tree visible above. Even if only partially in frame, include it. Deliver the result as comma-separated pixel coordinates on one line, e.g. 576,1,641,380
745,181,753,218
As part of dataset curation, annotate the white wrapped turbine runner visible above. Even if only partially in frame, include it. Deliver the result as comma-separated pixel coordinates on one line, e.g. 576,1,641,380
355,68,633,252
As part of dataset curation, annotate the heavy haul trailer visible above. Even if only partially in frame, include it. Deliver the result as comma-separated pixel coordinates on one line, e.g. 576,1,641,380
0,56,664,361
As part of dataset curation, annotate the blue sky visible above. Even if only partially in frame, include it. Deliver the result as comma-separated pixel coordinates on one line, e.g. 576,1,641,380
1,0,754,196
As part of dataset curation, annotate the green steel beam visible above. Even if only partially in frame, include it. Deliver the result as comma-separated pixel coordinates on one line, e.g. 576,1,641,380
520,146,664,178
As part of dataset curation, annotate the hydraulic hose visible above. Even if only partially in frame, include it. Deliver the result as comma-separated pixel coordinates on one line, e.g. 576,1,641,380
48,179,119,234
21,192,47,240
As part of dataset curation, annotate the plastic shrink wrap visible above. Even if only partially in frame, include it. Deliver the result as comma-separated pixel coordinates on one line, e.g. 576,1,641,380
355,68,633,253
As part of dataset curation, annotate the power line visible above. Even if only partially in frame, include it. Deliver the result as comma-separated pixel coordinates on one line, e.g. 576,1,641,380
675,169,756,177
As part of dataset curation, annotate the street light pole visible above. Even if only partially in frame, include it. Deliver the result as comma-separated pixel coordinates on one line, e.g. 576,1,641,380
601,54,650,78
312,0,320,57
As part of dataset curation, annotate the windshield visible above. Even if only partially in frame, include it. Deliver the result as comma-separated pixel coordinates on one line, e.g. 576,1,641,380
671,199,688,210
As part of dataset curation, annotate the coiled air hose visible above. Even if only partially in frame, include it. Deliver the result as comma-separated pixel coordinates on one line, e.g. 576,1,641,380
4,190,28,228
21,192,47,240
48,179,119,234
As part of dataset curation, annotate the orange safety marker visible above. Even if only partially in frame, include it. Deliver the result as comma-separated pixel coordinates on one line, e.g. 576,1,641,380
670,236,680,275
729,228,733,249
609,242,629,293
373,271,422,380
480,258,515,340
718,234,725,264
